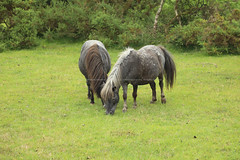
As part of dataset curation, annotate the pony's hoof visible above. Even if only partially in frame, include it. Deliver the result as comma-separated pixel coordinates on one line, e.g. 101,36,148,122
133,105,137,109
122,108,127,113
150,98,157,103
90,102,95,105
150,100,156,104
161,98,166,104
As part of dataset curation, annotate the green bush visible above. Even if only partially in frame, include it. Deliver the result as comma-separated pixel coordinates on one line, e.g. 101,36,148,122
0,0,38,50
167,19,207,48
0,0,239,53
0,25,5,52
167,10,240,55
5,8,38,49
202,11,240,55
89,10,123,47
118,22,143,47
38,1,89,40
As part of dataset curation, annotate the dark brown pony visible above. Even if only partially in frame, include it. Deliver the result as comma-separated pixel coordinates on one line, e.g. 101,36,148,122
79,40,111,104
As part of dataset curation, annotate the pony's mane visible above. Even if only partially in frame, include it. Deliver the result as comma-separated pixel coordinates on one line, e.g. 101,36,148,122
101,47,134,100
85,44,107,97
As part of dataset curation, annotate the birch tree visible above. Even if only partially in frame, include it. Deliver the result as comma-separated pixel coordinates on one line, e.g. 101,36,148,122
153,0,165,32
174,0,182,27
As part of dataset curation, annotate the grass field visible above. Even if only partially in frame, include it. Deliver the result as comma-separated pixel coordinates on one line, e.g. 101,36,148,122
0,42,239,159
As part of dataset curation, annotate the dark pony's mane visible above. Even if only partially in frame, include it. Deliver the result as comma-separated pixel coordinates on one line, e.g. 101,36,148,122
85,44,107,98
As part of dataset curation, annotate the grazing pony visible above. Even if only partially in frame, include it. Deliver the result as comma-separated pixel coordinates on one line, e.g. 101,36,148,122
101,45,176,115
78,40,111,104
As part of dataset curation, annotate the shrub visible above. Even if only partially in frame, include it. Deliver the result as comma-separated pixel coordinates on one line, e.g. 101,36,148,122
118,22,143,47
38,1,89,40
4,8,38,49
0,0,38,50
167,10,240,55
202,11,240,55
167,19,207,48
89,10,123,47
0,25,6,52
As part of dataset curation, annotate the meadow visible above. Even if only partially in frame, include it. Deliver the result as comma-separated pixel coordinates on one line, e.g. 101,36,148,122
0,42,239,159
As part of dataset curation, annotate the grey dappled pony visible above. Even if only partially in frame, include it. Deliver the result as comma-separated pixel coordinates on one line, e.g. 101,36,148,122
101,45,176,115
79,40,111,104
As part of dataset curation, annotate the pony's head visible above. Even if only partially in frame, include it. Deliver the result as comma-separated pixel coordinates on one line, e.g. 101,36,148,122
101,81,119,115
100,47,133,115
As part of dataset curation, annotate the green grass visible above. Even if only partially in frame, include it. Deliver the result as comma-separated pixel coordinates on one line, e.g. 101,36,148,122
0,42,239,159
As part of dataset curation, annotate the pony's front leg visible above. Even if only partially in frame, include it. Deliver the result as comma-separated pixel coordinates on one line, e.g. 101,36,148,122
101,98,106,108
90,89,95,104
86,79,91,99
132,85,138,109
122,84,128,112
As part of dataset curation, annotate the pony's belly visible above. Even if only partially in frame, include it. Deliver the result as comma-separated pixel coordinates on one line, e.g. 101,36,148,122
130,79,155,85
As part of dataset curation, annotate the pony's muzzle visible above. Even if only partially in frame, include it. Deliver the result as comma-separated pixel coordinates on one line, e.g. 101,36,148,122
105,110,115,115
110,110,115,115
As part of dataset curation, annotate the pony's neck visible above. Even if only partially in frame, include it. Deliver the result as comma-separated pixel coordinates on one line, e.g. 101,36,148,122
95,71,107,98
100,66,121,101
108,64,122,89
107,48,134,88
85,44,107,98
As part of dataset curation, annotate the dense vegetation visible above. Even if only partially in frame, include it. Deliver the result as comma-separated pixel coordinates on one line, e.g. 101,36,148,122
0,0,240,55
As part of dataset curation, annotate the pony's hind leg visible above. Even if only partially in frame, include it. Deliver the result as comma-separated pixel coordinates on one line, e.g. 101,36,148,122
122,83,128,112
159,74,166,104
132,85,138,109
150,81,157,103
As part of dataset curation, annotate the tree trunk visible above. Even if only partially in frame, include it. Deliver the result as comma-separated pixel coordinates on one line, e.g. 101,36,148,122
153,0,165,32
175,0,182,27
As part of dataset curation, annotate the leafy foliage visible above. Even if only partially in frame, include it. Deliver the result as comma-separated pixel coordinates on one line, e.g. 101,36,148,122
0,0,38,50
39,1,89,40
201,10,240,55
0,0,239,55
3,8,38,49
89,10,123,47
167,19,206,48
167,4,240,55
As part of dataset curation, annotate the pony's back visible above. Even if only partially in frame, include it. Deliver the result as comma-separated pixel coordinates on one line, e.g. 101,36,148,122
81,40,106,53
137,45,176,88
79,40,111,77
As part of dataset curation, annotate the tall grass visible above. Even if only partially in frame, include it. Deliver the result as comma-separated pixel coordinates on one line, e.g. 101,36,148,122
0,42,239,159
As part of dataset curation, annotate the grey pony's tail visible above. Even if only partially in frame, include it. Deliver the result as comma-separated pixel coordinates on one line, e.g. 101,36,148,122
159,46,176,88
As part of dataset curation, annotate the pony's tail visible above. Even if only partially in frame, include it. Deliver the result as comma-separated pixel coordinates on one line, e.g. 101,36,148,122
85,44,107,98
159,46,176,89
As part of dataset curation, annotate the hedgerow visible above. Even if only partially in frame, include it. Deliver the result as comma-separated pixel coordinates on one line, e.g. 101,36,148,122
0,0,239,55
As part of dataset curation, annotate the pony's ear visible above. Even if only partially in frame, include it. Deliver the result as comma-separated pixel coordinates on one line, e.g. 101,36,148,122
112,86,116,92
111,81,116,92
112,82,116,92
